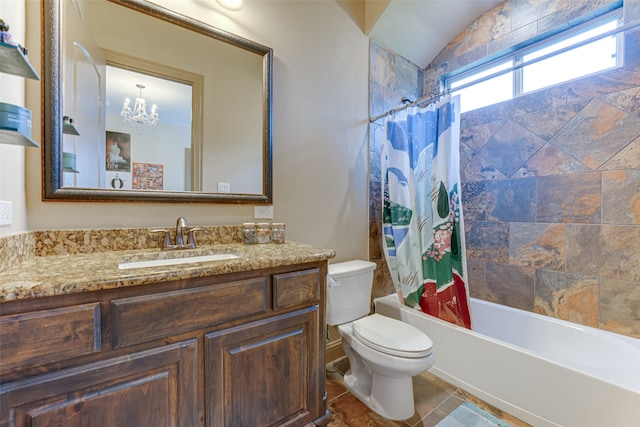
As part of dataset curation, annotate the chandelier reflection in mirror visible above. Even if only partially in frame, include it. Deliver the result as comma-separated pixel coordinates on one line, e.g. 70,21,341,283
121,83,159,134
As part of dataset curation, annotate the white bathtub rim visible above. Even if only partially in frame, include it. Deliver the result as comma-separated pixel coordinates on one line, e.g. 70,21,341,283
472,297,640,350
374,294,640,394
374,294,640,427
469,298,640,393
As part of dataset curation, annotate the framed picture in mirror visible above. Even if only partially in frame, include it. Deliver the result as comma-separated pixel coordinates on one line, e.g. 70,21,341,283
106,131,131,172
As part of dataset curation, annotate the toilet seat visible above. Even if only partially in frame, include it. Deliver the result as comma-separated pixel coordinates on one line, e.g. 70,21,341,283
352,314,433,359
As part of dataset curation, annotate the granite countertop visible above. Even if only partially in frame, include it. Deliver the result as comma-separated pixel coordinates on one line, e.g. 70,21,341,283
0,241,336,302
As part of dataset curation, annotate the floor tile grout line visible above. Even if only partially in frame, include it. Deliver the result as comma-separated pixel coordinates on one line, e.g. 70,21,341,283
411,392,461,427
327,389,350,403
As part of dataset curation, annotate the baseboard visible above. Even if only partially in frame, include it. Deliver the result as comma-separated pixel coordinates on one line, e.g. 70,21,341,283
325,339,345,364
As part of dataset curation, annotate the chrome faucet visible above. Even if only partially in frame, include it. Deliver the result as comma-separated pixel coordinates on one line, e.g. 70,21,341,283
175,216,188,247
151,217,203,250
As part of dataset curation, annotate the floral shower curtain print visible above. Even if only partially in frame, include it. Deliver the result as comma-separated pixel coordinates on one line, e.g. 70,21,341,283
381,95,472,329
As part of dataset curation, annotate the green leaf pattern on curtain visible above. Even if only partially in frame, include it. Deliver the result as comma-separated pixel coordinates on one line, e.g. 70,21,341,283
381,96,472,329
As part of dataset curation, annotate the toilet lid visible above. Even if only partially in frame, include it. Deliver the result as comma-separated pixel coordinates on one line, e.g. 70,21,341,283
352,314,433,358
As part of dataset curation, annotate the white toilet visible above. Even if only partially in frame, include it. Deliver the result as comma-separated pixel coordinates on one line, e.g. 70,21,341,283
327,260,435,421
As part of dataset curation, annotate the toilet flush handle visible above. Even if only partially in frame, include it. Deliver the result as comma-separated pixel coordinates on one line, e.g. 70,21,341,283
327,276,340,288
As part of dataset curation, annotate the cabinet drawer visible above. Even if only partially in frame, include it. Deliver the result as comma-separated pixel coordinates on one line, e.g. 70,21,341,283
0,303,101,372
273,268,320,310
112,277,268,348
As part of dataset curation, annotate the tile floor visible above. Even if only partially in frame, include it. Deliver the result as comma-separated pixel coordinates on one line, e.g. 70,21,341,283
325,357,532,427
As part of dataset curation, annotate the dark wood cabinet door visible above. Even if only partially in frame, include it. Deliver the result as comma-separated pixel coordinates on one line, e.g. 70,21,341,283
0,340,200,427
205,306,321,427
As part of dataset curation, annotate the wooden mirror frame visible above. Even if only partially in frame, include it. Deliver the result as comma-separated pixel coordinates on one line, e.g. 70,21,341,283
42,0,273,203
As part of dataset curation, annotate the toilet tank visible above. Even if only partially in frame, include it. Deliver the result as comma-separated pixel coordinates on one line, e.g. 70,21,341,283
327,260,377,326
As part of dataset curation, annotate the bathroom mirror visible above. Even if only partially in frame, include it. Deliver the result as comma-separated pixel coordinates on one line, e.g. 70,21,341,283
42,0,273,203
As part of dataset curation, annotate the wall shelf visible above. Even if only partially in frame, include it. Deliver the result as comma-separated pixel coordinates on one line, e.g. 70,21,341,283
1,40,40,147
62,152,79,173
63,123,80,136
0,128,40,147
0,42,40,80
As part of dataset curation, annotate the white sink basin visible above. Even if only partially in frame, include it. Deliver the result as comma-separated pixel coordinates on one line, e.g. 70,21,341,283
118,253,240,270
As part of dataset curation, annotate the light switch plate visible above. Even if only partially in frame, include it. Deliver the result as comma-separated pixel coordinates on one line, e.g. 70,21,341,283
254,205,273,219
0,201,13,226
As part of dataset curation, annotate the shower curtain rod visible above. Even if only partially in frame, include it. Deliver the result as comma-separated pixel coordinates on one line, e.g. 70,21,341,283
369,19,640,123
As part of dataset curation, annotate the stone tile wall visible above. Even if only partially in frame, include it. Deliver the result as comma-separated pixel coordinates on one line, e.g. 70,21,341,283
369,0,640,338
369,40,423,303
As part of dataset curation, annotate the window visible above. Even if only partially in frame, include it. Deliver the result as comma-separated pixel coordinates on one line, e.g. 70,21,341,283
449,61,513,113
446,12,621,113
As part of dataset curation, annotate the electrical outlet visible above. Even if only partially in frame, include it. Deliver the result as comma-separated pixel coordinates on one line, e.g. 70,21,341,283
0,201,13,226
254,205,273,219
218,182,231,193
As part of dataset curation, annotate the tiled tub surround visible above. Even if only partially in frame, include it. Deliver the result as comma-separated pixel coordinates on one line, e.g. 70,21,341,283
369,0,640,339
0,227,335,302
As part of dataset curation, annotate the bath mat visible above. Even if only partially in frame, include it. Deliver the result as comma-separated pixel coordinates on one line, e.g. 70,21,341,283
435,402,511,427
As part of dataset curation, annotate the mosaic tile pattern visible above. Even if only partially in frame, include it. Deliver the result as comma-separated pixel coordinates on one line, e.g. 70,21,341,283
369,0,640,337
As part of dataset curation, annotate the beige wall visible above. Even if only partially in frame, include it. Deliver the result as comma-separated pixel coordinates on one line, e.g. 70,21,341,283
20,0,370,262
0,0,29,235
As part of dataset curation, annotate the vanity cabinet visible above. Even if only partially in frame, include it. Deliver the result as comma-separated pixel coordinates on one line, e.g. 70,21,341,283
0,262,329,427
0,340,199,426
206,307,319,427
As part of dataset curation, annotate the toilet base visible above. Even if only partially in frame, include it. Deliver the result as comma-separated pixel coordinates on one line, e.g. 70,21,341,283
343,369,415,421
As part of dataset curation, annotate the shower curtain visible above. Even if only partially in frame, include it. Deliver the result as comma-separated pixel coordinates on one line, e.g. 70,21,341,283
381,95,472,329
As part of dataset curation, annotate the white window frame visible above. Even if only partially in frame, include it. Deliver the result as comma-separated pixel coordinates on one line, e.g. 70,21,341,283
444,10,623,113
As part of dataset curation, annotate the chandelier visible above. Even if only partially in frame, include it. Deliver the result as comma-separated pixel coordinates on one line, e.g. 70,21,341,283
121,83,159,134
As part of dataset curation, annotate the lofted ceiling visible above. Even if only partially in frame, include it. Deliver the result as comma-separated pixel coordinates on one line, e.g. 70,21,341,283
364,0,503,68
107,0,504,130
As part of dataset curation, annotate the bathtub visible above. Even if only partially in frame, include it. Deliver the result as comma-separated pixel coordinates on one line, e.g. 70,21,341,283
374,294,640,427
